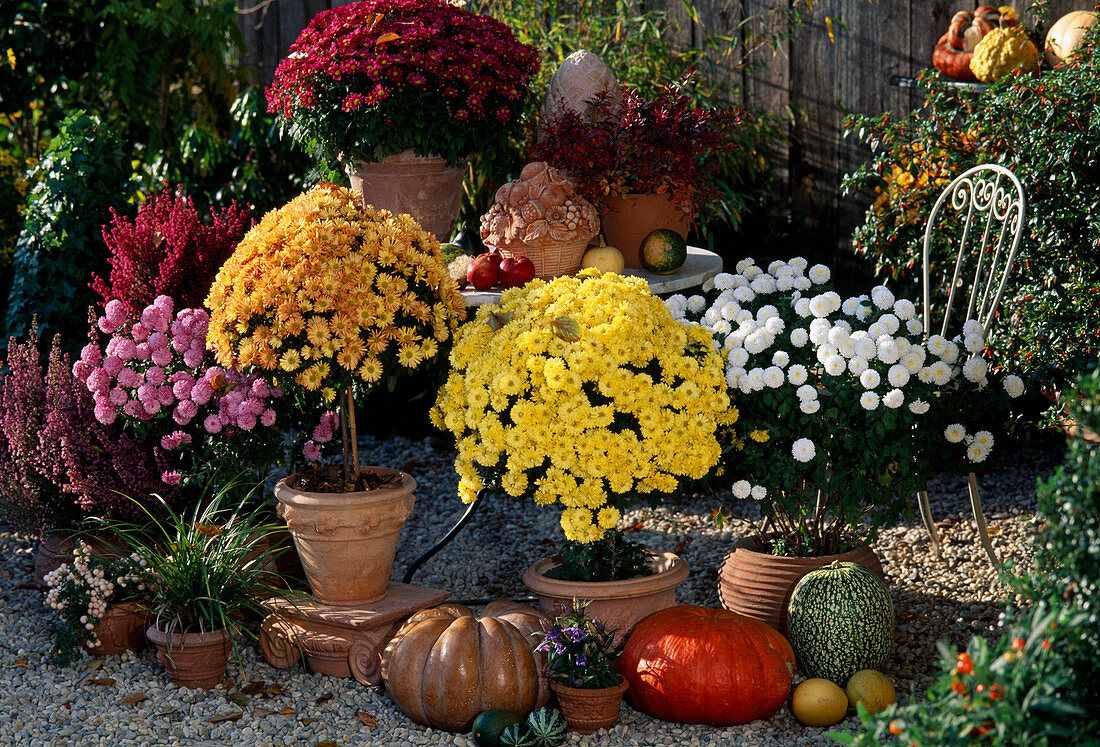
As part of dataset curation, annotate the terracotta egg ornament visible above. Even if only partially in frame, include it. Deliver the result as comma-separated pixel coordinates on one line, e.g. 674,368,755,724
620,605,796,725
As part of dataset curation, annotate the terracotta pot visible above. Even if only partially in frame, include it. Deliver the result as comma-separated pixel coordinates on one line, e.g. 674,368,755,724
599,192,692,268
82,601,147,657
34,531,125,589
146,626,231,690
551,677,629,734
522,551,689,647
345,150,466,240
275,467,416,606
717,534,887,634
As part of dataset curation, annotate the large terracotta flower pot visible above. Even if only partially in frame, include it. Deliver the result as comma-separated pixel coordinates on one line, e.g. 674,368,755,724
717,534,887,635
275,467,416,606
522,550,689,647
550,677,629,734
599,192,693,268
82,601,148,657
345,150,466,240
146,626,231,690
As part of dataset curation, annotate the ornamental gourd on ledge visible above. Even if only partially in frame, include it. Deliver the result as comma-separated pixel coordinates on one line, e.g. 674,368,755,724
932,5,1018,81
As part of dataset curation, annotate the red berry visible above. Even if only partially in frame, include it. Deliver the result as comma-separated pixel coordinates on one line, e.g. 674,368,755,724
889,719,905,735
956,652,974,675
1011,637,1025,651
989,684,1005,701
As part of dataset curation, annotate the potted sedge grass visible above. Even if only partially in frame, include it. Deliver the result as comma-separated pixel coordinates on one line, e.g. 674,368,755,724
107,483,289,689
430,270,733,641
670,256,1026,632
266,0,539,238
535,601,627,734
532,77,746,267
205,183,466,606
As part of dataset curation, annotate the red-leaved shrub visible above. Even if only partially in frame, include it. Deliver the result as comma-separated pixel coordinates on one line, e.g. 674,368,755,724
91,188,252,317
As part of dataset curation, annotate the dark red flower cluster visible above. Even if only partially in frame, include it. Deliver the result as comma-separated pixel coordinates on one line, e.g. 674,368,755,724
0,335,162,533
533,79,748,214
266,0,539,165
91,188,252,318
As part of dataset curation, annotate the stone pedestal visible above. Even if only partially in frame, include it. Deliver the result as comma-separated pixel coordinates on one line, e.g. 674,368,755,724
259,583,450,685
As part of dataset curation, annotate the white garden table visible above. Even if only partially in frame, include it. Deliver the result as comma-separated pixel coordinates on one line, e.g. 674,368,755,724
459,245,723,306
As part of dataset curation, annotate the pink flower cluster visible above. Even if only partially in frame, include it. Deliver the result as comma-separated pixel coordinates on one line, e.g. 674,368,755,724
74,296,281,436
302,411,340,462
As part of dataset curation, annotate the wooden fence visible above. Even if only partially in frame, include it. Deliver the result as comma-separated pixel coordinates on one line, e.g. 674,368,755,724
235,0,1083,267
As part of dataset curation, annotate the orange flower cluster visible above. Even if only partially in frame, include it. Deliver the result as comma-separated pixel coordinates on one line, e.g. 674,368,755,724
206,183,465,402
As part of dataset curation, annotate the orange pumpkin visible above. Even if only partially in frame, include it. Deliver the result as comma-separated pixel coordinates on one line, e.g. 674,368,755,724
380,602,551,732
933,6,1017,81
621,605,796,725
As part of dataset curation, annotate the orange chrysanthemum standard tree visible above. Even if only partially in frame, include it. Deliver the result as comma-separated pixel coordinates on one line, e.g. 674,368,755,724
205,183,466,484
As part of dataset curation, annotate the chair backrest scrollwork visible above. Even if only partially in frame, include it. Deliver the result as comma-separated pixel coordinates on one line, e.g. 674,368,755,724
921,164,1026,341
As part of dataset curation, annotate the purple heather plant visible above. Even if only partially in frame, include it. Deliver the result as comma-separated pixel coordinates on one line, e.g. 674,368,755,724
91,188,252,319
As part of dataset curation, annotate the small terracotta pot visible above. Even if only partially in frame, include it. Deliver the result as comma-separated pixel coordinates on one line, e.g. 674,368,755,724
82,601,148,657
599,192,693,268
345,150,466,240
717,534,886,634
34,531,126,588
146,626,232,690
522,551,689,647
275,467,416,606
551,677,629,734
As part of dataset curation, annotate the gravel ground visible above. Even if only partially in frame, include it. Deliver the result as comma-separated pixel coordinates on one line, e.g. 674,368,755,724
0,432,1065,746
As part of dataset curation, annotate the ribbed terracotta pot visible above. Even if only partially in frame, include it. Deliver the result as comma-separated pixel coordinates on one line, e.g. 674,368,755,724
275,467,416,606
82,601,148,657
599,192,692,268
551,677,629,734
34,531,125,588
345,150,466,240
718,534,886,635
146,626,231,690
522,551,689,647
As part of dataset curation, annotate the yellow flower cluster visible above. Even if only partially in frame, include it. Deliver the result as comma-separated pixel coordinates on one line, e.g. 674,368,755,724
430,269,734,543
206,183,466,400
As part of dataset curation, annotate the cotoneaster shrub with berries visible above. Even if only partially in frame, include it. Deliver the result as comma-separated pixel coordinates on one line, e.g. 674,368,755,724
266,0,540,166
91,187,252,318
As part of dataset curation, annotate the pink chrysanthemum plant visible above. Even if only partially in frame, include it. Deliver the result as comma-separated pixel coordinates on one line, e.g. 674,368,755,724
266,0,540,167
74,295,286,497
205,183,466,483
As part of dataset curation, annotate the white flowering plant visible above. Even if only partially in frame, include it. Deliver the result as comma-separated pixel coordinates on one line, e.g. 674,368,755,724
43,541,146,666
670,256,1024,556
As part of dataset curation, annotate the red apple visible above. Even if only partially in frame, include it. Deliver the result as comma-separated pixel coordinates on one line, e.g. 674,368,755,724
499,256,536,288
485,251,503,271
466,253,499,290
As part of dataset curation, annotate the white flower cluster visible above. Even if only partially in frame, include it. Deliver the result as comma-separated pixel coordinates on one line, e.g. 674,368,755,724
942,424,996,462
43,542,143,648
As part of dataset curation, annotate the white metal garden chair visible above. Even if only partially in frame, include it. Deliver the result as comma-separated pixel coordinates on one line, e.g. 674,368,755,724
916,163,1026,568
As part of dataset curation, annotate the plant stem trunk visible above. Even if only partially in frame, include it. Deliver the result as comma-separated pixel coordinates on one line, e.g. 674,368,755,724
344,386,359,485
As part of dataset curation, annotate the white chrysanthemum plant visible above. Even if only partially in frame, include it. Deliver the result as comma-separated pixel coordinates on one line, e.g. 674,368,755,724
670,256,1025,557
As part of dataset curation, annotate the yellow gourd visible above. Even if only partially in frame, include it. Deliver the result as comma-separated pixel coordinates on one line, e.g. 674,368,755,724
580,245,625,274
970,27,1040,82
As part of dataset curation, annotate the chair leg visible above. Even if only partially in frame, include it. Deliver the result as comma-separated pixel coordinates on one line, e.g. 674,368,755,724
968,472,1001,568
916,489,942,556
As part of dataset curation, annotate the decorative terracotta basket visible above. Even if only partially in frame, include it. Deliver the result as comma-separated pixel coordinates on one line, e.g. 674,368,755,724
496,236,591,279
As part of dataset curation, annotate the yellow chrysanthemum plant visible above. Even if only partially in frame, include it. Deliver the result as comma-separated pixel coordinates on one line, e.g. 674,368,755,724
430,269,734,562
206,183,466,483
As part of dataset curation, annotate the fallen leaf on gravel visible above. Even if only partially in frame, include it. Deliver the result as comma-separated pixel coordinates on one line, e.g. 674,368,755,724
356,711,378,727
300,717,322,725
253,708,274,718
316,741,341,747
120,694,147,705
90,678,116,686
15,582,38,589
277,706,296,715
12,660,26,668
208,711,243,724
228,693,251,707
81,659,103,672
622,521,646,532
266,683,285,695
241,681,266,695
315,692,334,705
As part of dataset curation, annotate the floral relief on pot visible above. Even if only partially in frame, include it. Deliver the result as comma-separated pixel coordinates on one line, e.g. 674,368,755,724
346,151,466,240
82,601,148,657
146,626,232,690
551,677,629,734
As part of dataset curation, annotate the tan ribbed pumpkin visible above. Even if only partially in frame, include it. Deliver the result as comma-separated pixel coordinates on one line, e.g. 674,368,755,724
380,602,551,732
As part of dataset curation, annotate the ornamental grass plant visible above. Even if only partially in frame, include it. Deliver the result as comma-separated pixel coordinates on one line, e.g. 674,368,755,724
430,270,732,558
205,183,465,484
266,0,539,167
672,257,1023,556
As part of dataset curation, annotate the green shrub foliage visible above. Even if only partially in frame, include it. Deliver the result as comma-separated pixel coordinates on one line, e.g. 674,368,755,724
4,112,132,349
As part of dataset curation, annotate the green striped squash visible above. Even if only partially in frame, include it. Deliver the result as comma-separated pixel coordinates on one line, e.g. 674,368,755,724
786,560,894,686
524,707,567,747
499,724,537,747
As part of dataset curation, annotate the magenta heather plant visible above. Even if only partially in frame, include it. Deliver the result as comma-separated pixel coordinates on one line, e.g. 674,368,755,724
266,0,539,165
0,334,162,533
91,188,252,318
74,295,286,495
